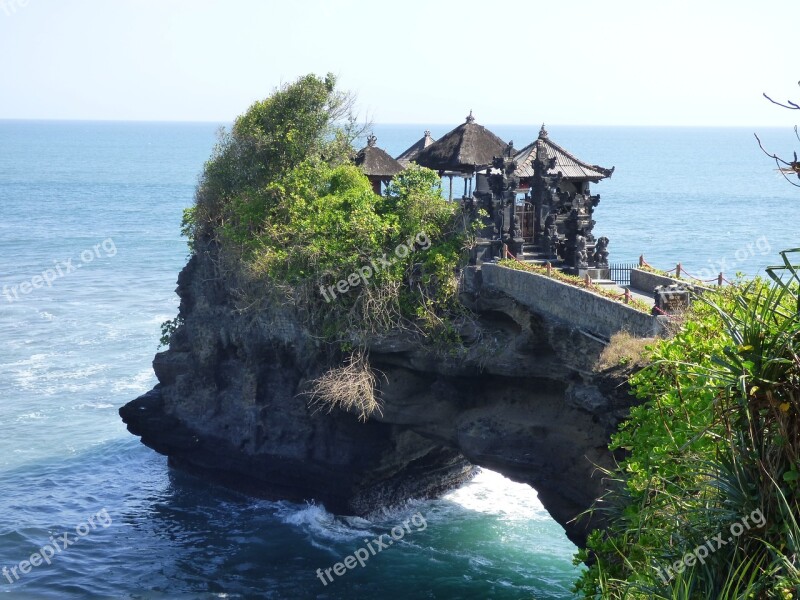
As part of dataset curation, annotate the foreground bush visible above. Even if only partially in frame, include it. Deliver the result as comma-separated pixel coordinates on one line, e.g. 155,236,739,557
575,249,800,599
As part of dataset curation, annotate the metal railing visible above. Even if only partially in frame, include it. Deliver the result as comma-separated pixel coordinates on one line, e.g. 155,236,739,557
609,262,637,286
639,255,731,286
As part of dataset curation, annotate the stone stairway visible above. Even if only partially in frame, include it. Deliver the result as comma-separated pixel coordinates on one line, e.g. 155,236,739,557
518,242,557,265
593,278,619,289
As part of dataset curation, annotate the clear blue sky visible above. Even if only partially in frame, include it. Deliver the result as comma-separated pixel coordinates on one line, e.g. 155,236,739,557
1,0,797,125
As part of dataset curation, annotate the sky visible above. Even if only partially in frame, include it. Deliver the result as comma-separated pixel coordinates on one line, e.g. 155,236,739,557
0,0,798,126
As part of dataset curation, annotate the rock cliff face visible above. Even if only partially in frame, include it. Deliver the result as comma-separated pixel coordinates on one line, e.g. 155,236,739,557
120,250,638,546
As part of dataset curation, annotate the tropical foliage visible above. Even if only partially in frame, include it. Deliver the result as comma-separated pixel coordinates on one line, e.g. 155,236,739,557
180,73,469,348
574,250,800,599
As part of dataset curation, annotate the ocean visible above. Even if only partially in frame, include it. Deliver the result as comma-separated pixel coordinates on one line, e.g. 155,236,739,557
0,120,797,599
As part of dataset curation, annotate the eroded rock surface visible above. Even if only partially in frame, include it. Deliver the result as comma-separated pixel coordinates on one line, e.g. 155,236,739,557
120,251,638,546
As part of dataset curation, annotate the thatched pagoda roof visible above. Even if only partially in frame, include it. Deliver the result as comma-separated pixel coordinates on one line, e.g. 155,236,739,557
396,130,436,167
513,125,614,182
413,112,508,174
354,135,405,178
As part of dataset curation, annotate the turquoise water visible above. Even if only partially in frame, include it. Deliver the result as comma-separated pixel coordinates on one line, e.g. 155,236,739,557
0,121,798,599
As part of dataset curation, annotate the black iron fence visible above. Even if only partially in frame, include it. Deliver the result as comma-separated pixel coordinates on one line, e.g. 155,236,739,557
609,262,637,286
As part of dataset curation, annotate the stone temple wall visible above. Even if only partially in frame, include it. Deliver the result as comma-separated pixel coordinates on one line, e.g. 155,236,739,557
478,264,665,340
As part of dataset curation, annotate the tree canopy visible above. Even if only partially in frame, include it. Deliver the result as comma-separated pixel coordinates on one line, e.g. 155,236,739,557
180,74,470,349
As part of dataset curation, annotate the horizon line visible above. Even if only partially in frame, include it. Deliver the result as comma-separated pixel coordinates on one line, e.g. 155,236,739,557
0,118,790,129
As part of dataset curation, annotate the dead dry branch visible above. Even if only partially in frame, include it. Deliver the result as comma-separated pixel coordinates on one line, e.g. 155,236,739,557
306,350,384,421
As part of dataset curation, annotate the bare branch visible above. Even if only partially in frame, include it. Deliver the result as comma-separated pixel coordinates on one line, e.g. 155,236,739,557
763,93,800,111
754,133,800,188
755,133,795,167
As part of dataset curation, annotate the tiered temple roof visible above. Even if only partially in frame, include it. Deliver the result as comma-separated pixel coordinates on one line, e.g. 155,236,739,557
513,125,613,182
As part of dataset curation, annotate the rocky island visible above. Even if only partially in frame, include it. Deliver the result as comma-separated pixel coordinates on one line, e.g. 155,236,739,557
120,73,650,547
120,243,643,545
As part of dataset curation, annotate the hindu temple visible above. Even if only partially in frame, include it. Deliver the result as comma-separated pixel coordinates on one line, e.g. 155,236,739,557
355,115,615,278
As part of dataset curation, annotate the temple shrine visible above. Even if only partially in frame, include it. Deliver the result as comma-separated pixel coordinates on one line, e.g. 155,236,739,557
354,135,404,195
354,115,614,278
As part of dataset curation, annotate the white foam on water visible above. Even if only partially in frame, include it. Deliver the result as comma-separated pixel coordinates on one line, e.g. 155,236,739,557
72,402,115,410
4,352,59,390
149,313,177,325
442,469,552,522
15,411,47,421
6,352,50,368
59,364,110,380
111,368,156,393
52,380,106,394
7,356,112,395
275,501,374,542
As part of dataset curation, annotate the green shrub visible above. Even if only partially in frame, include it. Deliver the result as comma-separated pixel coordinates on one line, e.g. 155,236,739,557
575,251,800,599
180,74,471,349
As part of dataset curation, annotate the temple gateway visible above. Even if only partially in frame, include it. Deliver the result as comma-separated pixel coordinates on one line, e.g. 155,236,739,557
355,115,614,278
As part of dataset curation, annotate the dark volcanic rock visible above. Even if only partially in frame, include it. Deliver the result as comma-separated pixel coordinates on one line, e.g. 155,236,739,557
120,249,639,546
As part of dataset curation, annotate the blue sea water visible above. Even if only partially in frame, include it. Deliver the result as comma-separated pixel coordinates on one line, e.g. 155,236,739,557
0,120,798,599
